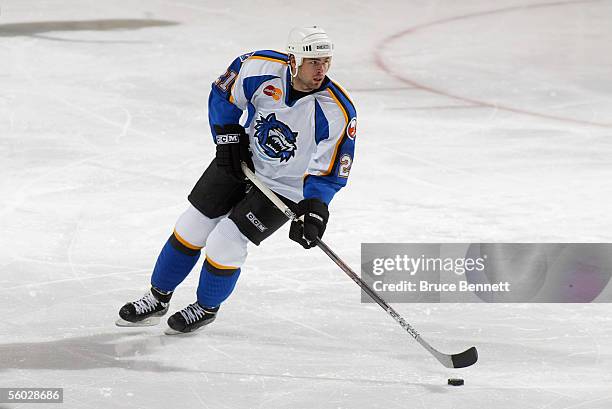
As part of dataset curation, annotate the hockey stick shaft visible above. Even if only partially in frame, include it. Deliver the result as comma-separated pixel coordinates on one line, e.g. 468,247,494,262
241,163,478,368
312,238,420,337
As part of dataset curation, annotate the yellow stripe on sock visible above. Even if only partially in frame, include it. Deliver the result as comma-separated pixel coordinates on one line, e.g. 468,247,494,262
206,256,238,270
173,230,203,251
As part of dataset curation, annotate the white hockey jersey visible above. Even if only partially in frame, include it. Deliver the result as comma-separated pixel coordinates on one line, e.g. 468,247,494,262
208,50,356,204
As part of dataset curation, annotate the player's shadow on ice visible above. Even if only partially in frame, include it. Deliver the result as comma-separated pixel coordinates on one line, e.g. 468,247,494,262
0,332,196,373
0,331,451,391
0,19,179,42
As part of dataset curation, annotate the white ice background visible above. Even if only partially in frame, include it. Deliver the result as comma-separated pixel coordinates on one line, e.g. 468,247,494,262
1,0,612,408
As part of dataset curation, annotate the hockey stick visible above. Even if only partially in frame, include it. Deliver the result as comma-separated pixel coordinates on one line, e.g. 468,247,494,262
241,163,478,369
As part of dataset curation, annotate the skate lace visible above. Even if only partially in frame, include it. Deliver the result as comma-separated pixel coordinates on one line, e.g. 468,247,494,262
179,302,207,325
133,292,160,314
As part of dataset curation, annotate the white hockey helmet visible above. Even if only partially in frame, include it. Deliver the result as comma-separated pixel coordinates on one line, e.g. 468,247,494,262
286,26,334,66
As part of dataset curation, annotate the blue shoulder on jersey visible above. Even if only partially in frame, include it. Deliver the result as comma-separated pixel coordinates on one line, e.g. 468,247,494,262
250,50,289,62
304,81,357,205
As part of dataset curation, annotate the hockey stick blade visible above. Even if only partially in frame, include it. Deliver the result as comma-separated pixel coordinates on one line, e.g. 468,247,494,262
452,346,478,368
418,337,478,368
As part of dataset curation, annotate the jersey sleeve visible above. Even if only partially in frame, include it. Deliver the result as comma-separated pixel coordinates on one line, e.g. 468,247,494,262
207,53,253,142
303,84,357,205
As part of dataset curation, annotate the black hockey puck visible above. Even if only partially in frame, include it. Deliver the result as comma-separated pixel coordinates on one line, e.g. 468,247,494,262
448,378,464,386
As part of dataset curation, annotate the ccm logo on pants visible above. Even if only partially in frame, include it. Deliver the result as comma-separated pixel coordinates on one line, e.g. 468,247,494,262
216,134,240,144
246,212,267,232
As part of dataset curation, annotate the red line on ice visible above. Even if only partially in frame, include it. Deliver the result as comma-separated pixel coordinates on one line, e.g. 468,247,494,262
374,0,612,128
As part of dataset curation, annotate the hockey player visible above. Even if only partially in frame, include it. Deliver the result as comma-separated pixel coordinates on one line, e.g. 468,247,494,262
116,26,357,334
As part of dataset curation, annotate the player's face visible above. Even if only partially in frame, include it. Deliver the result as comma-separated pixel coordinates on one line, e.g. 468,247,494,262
294,57,331,91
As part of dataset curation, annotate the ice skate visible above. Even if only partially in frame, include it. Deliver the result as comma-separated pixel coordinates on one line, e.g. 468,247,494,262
116,287,172,327
164,302,219,335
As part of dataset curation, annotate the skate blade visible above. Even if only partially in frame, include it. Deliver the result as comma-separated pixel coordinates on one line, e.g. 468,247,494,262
164,326,208,336
115,317,161,327
164,327,183,335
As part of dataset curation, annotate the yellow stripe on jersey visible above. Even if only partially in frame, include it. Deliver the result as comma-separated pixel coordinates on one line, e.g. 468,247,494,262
327,87,349,123
330,80,356,107
228,71,241,104
322,88,349,176
173,230,203,250
206,256,238,270
248,56,288,64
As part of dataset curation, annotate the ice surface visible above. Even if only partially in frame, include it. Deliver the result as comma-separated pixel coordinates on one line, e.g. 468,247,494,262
1,0,611,408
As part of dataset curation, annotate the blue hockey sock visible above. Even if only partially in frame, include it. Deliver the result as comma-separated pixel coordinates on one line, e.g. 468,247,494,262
151,234,201,293
197,258,241,308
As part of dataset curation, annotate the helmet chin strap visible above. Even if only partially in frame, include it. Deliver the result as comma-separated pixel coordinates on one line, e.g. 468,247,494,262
288,56,299,79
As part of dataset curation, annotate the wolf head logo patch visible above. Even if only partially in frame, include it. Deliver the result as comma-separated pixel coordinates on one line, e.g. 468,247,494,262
254,113,298,162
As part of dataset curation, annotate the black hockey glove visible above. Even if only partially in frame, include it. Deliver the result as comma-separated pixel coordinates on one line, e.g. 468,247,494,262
289,198,329,249
214,124,254,180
